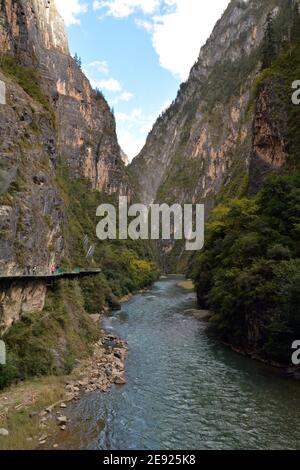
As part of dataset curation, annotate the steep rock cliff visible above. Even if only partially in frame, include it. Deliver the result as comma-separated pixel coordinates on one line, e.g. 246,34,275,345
0,0,130,192
0,0,130,278
181,0,300,366
249,79,288,193
0,0,133,330
131,0,287,209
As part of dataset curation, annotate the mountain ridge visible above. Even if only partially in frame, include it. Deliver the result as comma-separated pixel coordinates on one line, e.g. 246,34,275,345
130,0,286,207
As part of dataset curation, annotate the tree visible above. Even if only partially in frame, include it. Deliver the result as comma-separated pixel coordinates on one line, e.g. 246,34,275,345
74,53,82,69
95,87,104,100
262,13,277,69
291,0,300,42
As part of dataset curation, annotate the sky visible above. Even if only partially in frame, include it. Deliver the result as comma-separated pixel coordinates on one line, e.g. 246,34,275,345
55,0,230,160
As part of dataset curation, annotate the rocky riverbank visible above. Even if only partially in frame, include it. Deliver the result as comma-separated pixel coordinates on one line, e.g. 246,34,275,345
222,342,300,381
0,333,128,449
36,334,128,445
64,334,128,400
184,309,212,321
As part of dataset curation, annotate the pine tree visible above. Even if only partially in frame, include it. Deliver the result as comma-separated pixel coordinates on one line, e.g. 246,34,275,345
74,53,82,69
95,87,104,100
291,0,300,42
262,13,277,69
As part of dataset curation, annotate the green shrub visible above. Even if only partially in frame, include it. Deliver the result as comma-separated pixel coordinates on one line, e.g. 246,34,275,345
191,172,300,363
0,280,100,389
56,162,159,296
0,55,56,127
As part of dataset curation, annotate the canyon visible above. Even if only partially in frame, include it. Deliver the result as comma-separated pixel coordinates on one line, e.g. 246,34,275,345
0,0,299,401
0,0,158,394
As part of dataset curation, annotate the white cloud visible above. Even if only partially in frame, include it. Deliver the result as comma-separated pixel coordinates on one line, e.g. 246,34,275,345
95,0,230,80
151,0,230,80
93,0,161,17
115,108,142,122
119,91,134,101
110,91,134,105
55,0,88,26
115,107,154,158
84,60,110,75
117,129,146,160
135,18,153,32
84,64,133,98
91,77,122,92
115,101,172,160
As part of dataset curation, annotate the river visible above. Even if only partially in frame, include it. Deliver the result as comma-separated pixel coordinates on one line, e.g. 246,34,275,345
58,276,300,450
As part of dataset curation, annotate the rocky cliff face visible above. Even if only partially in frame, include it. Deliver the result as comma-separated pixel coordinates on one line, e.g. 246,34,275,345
0,0,130,193
0,0,130,277
249,79,288,193
131,0,287,209
0,0,131,329
0,0,69,59
0,278,46,332
139,0,299,365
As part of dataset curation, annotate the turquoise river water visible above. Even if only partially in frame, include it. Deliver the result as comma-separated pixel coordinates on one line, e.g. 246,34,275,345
58,276,300,450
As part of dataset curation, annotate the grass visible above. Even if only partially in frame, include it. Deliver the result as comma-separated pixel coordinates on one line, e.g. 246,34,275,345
0,279,100,390
0,55,56,128
0,376,66,450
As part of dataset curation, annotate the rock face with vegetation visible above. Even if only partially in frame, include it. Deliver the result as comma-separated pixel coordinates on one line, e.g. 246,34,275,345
131,0,287,208
190,22,300,365
0,0,129,192
131,0,300,365
0,0,133,276
0,0,158,387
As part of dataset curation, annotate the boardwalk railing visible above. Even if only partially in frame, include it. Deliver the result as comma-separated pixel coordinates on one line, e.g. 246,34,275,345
0,268,102,281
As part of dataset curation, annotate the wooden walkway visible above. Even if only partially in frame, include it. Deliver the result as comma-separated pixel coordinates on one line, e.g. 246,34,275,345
0,269,102,282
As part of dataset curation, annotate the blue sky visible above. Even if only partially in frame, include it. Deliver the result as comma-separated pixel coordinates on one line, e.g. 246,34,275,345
55,0,230,160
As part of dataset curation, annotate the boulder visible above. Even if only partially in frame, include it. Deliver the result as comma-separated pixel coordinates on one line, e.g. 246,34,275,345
57,416,67,425
184,309,212,321
114,375,127,385
90,314,101,323
107,295,121,311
